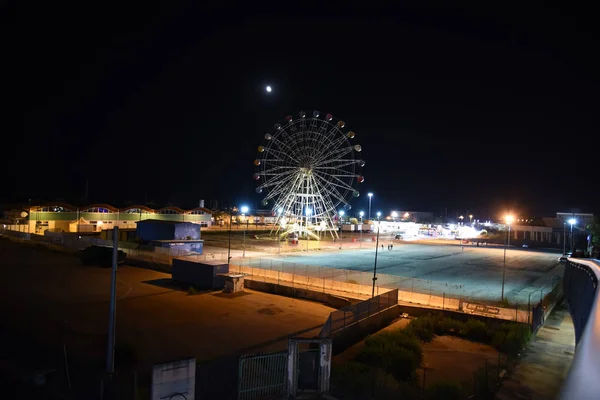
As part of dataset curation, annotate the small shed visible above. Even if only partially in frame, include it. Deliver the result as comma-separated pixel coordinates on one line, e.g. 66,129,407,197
136,219,201,242
172,257,229,289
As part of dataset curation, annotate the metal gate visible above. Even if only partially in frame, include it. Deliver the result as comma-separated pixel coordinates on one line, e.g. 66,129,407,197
238,351,288,400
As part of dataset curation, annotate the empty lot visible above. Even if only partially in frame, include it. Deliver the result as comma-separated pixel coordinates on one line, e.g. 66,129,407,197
0,237,332,397
235,242,563,304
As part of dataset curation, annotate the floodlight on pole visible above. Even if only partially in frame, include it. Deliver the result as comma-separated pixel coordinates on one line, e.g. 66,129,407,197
241,206,249,257
569,218,577,252
501,215,514,302
368,193,373,220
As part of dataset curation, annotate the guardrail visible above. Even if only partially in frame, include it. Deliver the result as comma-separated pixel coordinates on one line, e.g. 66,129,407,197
560,258,600,400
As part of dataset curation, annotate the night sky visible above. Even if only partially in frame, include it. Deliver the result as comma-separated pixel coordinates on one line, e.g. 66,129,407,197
4,3,599,219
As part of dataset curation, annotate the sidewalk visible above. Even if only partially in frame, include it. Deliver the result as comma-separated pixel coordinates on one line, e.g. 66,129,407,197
495,301,575,400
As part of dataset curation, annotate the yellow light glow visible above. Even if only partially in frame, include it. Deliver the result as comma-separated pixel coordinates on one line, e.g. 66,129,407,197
505,215,514,224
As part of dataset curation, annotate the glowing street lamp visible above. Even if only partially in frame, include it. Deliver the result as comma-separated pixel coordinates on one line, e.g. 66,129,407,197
391,211,398,222
305,207,312,252
359,211,364,223
372,211,382,297
459,215,464,225
368,193,373,220
568,218,577,253
501,215,514,302
469,214,473,224
241,206,249,257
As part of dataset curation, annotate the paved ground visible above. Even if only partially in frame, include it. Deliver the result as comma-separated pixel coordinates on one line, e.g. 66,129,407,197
0,237,333,398
495,301,575,400
235,242,562,304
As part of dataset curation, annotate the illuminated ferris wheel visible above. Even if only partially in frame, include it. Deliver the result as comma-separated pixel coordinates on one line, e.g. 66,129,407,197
253,110,365,239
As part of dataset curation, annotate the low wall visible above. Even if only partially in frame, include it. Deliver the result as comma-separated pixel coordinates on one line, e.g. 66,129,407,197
331,305,401,354
244,280,352,309
231,264,529,323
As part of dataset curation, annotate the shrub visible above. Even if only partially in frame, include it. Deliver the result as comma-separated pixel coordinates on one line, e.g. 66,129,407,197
500,324,531,356
500,297,510,308
434,317,466,336
465,319,487,342
188,286,198,295
406,315,435,342
331,362,400,400
491,330,506,348
357,331,423,382
425,381,464,400
79,245,126,267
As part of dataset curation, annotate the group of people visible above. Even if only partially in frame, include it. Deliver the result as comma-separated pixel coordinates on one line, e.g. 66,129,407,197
381,243,394,251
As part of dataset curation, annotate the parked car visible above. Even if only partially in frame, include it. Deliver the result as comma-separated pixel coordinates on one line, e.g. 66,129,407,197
394,234,403,239
79,245,126,267
558,252,572,263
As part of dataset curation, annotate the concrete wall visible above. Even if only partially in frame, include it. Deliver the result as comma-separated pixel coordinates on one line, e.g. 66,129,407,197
244,280,352,309
174,223,201,240
137,222,175,241
564,259,599,344
330,305,401,354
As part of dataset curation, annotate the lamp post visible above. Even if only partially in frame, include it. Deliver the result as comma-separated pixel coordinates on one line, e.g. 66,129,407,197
359,211,364,246
469,214,473,225
391,211,398,222
501,215,514,302
568,218,577,253
227,209,232,264
277,208,283,255
305,207,312,252
241,206,249,257
368,193,373,221
339,210,345,240
372,212,382,297
563,222,566,255
459,215,464,225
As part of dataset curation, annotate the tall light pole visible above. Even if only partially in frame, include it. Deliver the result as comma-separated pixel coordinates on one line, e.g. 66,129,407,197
305,207,312,252
391,211,398,222
372,212,382,297
469,214,473,225
569,218,577,253
501,215,514,302
241,206,249,257
359,211,364,245
563,222,566,255
339,210,345,240
368,193,373,221
227,209,233,264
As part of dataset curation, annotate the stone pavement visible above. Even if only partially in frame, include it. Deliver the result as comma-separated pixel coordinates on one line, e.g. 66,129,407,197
495,301,575,400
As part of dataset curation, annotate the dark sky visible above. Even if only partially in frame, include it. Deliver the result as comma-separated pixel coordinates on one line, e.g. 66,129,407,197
3,2,599,219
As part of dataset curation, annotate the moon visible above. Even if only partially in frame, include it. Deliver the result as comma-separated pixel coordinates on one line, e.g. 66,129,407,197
266,85,272,93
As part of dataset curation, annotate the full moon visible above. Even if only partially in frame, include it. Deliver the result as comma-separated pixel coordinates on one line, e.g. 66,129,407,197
266,85,272,93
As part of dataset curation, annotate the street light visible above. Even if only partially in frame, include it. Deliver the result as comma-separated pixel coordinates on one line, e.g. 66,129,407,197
568,218,577,253
359,211,364,245
241,205,249,257
368,193,373,220
372,212,382,297
501,215,514,302
305,207,312,252
391,211,398,222
459,215,464,225
469,214,473,224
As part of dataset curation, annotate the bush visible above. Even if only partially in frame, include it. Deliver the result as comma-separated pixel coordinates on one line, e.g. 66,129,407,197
331,362,401,400
425,381,464,400
500,324,531,356
465,319,487,342
500,297,510,308
188,286,198,295
357,331,423,382
406,315,436,342
491,330,506,348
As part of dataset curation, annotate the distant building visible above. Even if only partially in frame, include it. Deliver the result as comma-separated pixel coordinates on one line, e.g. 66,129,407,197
556,212,594,227
2,202,212,235
135,220,201,242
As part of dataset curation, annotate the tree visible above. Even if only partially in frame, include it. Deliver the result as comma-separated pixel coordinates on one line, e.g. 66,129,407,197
587,216,600,247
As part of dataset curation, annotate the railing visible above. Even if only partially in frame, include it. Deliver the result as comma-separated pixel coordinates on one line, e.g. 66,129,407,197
238,351,288,400
320,289,399,337
560,258,600,400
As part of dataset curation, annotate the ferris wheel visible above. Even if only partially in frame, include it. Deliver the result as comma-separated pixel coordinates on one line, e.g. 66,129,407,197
253,110,365,239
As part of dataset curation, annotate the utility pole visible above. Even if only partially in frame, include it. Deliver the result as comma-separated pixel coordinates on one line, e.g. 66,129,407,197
106,226,119,375
372,216,381,297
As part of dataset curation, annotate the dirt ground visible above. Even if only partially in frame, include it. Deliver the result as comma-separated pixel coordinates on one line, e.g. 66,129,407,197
0,237,333,396
333,317,499,389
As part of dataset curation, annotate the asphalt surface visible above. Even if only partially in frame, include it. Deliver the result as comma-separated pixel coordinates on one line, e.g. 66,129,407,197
236,242,563,304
